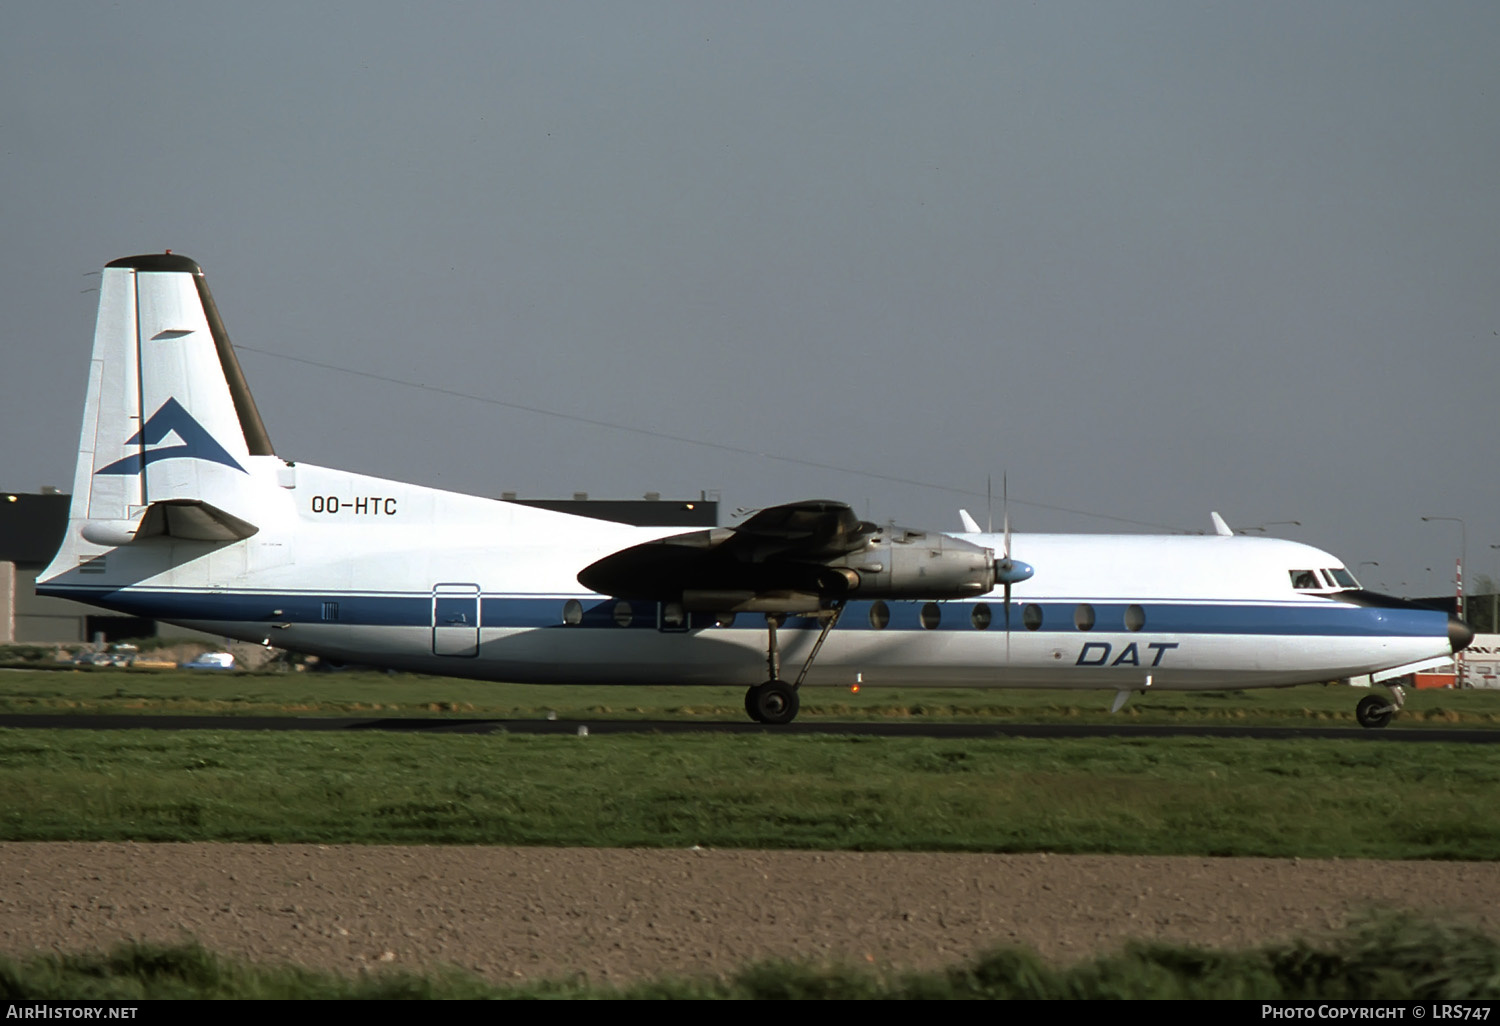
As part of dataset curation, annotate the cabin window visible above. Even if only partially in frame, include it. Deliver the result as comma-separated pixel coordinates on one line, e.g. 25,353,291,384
1328,567,1359,589
1074,604,1095,631
920,602,942,630
562,599,583,626
1023,604,1043,631
869,601,890,630
971,603,992,630
1124,604,1146,632
1290,570,1321,590
613,601,633,627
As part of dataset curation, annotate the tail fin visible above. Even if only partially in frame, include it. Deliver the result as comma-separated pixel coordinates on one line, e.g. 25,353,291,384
68,253,274,543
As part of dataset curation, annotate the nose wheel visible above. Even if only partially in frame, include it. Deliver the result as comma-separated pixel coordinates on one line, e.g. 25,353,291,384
1355,695,1393,729
1355,681,1405,729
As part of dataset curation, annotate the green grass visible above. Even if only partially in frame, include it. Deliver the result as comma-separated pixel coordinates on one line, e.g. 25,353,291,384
3,914,1497,999
3,666,1499,726
3,728,1498,857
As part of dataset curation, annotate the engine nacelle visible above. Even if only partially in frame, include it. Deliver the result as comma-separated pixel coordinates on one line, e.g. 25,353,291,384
827,529,995,600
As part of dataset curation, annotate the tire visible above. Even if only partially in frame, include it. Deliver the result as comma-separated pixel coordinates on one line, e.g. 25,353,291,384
746,680,800,725
1356,694,1393,729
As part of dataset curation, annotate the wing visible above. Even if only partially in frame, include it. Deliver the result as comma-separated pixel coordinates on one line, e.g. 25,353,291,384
578,499,997,613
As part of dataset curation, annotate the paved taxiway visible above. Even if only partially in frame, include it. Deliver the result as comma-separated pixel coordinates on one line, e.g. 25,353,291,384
0,713,1496,742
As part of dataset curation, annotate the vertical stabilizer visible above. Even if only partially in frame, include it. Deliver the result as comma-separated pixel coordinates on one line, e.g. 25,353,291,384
66,254,275,544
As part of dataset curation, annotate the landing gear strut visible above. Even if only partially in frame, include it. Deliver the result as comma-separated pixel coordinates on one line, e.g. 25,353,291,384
743,604,844,725
1355,680,1406,729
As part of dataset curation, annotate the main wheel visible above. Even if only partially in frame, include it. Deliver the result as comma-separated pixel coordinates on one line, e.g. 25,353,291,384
1356,694,1394,729
745,680,800,725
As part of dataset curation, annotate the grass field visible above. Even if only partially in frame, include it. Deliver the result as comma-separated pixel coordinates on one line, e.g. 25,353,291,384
3,665,1499,726
2,726,1498,857
3,914,1498,999
1,666,1498,857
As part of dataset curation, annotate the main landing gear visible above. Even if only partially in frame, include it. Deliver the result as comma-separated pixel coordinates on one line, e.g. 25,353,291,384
745,679,799,725
1355,681,1406,729
744,604,845,725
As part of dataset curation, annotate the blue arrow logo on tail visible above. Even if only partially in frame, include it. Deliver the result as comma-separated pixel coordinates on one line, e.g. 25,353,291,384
95,398,246,475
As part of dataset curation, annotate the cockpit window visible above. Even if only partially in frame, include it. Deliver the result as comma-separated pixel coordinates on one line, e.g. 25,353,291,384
1290,568,1359,592
1328,567,1358,589
1290,570,1321,590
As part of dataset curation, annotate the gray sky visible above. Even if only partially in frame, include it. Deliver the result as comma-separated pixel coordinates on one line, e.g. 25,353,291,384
3,1,1497,596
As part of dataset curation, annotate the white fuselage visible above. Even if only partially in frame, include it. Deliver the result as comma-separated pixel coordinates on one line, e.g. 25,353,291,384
40,456,1455,692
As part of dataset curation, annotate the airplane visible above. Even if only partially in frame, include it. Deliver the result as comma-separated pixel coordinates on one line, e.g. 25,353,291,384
36,253,1473,728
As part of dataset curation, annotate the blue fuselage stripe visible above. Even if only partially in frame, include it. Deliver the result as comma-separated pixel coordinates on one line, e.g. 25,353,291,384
37,588,1450,640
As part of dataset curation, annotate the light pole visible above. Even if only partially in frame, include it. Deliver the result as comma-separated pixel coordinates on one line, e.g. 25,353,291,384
1421,516,1467,615
1490,544,1500,635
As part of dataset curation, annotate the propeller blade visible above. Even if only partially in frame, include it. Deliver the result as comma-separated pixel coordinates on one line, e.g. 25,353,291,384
992,473,1029,662
1003,580,1011,662
1002,473,1011,560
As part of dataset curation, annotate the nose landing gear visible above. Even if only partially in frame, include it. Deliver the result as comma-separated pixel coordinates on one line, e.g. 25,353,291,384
1355,681,1406,729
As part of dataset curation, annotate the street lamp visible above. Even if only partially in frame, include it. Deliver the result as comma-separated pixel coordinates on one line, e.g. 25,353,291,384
1421,516,1467,613
1422,515,1468,685
1490,543,1500,635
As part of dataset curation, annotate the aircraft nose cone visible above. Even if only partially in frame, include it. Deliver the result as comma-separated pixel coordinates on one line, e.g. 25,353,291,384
1449,616,1475,653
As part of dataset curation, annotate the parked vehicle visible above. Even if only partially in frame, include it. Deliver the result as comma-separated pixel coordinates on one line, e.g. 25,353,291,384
179,652,236,670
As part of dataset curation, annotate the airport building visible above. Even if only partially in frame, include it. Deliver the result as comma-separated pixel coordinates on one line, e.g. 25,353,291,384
0,489,717,645
0,490,97,643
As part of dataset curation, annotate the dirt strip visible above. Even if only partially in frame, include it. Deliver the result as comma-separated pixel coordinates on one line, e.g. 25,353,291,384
1,843,1496,984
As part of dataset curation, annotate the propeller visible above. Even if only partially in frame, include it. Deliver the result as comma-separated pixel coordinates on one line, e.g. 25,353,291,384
991,475,1035,633
960,476,1035,640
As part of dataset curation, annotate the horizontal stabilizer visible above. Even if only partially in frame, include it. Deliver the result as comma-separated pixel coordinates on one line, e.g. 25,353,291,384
79,499,259,546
